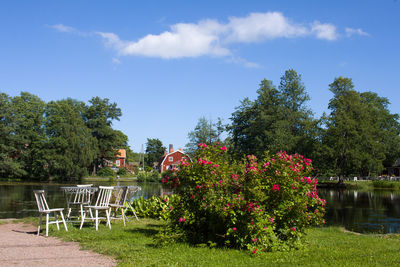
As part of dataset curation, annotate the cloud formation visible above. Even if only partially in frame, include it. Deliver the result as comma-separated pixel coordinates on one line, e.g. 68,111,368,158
345,27,370,37
96,12,341,60
51,12,368,64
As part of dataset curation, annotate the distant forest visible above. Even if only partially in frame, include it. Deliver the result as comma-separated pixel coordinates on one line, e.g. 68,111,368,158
1,69,400,181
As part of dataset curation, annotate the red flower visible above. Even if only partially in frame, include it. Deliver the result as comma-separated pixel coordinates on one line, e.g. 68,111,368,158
220,146,227,151
272,184,280,192
232,227,237,231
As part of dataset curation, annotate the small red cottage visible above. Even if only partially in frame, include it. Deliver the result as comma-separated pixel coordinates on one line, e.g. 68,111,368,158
105,149,126,168
158,144,190,173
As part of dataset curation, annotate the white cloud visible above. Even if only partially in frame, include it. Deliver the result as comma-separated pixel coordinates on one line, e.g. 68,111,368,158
311,22,338,41
112,57,121,64
51,12,365,66
50,24,76,33
226,12,308,42
98,20,229,59
345,27,370,37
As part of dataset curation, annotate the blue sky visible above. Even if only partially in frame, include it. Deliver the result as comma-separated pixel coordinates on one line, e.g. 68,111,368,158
1,0,399,152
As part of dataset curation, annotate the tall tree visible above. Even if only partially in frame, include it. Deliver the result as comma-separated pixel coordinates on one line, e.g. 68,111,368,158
0,93,26,177
145,138,166,167
10,92,47,179
185,117,224,156
45,99,98,179
229,70,317,159
84,97,122,174
323,77,400,182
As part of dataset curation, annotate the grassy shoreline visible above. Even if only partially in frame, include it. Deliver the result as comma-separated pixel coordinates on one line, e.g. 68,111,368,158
12,218,400,266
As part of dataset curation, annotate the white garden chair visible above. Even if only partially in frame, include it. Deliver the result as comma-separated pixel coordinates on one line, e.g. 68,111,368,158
33,190,68,236
66,184,94,221
80,186,114,230
109,186,131,226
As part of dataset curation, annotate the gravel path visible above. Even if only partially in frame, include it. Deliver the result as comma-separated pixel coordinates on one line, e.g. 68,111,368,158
0,222,116,267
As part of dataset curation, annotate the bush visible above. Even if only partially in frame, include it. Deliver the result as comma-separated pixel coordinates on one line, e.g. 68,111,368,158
372,180,398,189
136,171,161,182
97,167,116,177
128,195,179,220
159,143,326,253
117,168,127,175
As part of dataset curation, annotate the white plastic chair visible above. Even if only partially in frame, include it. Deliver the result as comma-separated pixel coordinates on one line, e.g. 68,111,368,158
80,186,114,230
33,190,68,236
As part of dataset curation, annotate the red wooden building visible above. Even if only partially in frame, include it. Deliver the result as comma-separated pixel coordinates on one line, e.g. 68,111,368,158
105,149,126,167
158,144,190,173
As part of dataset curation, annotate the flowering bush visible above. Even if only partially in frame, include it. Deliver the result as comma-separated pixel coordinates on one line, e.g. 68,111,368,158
160,143,326,253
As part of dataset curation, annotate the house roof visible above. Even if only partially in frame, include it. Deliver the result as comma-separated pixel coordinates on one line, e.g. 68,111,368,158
117,149,126,158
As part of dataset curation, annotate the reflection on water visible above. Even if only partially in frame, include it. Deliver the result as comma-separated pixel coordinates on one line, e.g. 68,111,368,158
319,189,400,234
0,181,166,219
3,182,400,234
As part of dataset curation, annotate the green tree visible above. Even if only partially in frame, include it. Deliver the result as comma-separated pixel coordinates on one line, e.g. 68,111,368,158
10,92,47,179
185,117,224,156
45,99,98,180
84,97,122,174
0,93,26,178
145,138,166,167
229,70,317,159
323,77,400,182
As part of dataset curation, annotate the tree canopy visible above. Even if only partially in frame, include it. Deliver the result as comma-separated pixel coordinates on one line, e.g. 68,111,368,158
0,92,130,180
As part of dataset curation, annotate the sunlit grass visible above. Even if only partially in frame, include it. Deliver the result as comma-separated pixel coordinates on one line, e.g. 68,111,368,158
30,218,400,266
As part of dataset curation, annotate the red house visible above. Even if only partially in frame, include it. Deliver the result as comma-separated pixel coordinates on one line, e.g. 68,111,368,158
105,149,126,168
159,144,190,173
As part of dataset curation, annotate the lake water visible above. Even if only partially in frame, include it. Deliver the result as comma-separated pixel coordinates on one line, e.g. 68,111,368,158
0,181,166,219
319,189,400,234
1,182,400,234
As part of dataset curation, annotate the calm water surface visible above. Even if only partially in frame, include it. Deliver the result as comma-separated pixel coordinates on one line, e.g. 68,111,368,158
0,181,166,219
2,182,400,234
319,189,400,233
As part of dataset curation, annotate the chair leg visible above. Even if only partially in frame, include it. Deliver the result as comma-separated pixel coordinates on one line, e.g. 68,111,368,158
67,207,72,219
106,209,111,230
80,210,86,230
46,214,49,237
55,213,60,230
60,211,68,232
95,209,99,231
37,213,43,236
121,208,126,226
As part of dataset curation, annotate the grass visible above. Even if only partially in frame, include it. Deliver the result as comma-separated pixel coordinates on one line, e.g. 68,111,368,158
28,218,400,266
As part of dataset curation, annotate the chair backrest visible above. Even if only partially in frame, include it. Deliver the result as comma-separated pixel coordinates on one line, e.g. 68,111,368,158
113,186,129,206
95,186,114,207
72,185,93,204
77,184,93,187
33,190,49,212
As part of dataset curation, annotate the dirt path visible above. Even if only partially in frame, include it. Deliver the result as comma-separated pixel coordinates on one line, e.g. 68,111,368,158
0,222,116,267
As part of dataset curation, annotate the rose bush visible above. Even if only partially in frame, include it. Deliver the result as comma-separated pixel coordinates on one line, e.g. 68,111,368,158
160,143,326,252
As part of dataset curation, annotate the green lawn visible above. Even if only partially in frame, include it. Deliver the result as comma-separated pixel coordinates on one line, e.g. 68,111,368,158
34,218,400,266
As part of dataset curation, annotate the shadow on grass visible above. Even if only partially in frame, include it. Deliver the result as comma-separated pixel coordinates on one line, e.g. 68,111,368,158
125,227,159,237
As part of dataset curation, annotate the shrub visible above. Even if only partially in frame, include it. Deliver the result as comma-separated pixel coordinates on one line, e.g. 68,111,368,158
372,180,398,189
159,143,326,253
129,195,179,220
117,168,127,175
137,171,162,182
97,167,116,177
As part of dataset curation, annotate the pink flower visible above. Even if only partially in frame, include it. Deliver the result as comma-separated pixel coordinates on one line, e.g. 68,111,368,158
252,238,258,242
252,249,258,254
179,217,186,223
220,146,227,151
272,184,280,192
292,227,296,231
232,227,237,231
